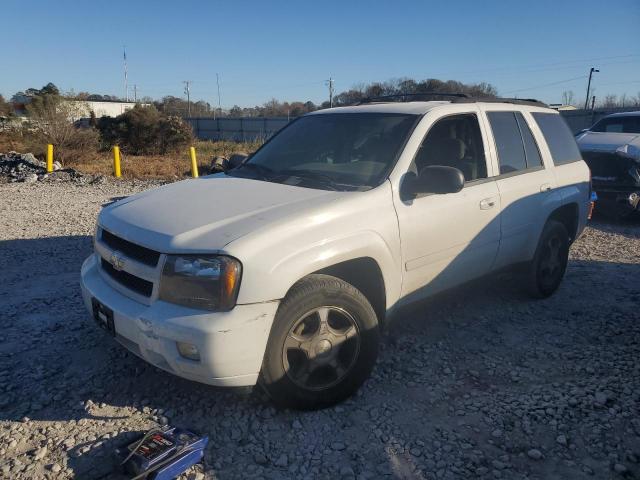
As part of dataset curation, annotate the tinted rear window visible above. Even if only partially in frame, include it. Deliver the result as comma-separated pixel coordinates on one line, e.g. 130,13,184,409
487,112,527,174
531,112,582,165
515,112,543,167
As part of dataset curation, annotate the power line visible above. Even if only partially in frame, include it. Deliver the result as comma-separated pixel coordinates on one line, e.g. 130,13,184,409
423,53,640,80
503,75,588,94
598,79,640,86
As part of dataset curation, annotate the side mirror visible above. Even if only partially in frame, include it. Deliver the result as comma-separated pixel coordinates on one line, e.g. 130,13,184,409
403,165,465,198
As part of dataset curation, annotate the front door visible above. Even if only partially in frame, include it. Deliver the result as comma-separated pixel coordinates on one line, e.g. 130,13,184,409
393,112,501,302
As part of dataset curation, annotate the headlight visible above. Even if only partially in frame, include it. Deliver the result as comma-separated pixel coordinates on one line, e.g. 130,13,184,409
159,255,242,311
616,143,640,161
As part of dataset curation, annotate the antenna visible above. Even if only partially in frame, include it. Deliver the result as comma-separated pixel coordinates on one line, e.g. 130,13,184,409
123,46,128,102
183,80,192,117
216,73,222,117
325,77,335,107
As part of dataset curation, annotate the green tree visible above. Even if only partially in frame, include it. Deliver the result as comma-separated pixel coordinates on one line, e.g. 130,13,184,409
98,104,192,154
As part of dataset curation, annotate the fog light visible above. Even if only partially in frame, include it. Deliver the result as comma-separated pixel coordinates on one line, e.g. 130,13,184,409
177,342,200,361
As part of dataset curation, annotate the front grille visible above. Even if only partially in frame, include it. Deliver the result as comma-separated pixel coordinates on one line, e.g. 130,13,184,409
101,229,160,267
101,258,154,297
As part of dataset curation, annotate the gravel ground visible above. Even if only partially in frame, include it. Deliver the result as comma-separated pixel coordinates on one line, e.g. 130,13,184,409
0,180,639,480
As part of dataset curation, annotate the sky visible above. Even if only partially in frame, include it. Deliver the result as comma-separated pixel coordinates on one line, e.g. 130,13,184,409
2,0,639,109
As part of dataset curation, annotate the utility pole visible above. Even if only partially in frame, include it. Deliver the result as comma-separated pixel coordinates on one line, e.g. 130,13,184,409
183,81,192,117
216,73,222,118
133,84,137,103
584,67,599,111
123,46,128,102
326,77,335,108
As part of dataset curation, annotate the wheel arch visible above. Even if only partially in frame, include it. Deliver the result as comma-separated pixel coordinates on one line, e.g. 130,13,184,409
548,202,579,242
311,257,387,325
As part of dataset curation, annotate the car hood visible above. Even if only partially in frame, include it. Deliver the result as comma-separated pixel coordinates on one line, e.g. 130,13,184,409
98,175,344,252
577,131,640,152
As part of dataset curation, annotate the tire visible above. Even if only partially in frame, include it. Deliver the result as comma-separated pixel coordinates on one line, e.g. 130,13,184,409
525,220,570,298
260,274,380,410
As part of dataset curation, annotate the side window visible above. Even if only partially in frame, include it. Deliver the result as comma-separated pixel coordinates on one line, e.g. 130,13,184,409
413,114,487,182
515,112,543,167
531,112,582,165
487,112,527,174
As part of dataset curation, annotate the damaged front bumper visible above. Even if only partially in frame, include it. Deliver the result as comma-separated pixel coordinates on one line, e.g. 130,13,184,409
593,188,640,216
80,254,279,387
583,150,640,217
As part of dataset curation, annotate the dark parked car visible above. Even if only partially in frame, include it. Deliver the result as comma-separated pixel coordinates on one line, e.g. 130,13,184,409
576,112,640,217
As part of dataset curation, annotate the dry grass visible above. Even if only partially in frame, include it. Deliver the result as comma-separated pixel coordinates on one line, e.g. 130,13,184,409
0,135,261,179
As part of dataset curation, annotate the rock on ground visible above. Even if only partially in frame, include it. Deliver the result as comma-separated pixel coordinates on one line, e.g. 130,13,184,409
0,181,639,479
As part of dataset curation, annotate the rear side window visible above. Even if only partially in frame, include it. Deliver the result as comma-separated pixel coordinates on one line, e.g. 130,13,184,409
487,112,527,174
515,113,543,167
531,112,582,165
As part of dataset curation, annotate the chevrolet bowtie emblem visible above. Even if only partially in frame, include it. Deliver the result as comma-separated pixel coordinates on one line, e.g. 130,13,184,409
110,251,126,271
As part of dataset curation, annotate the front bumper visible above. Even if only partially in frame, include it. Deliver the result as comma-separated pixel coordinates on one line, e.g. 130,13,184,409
593,188,640,216
80,254,279,387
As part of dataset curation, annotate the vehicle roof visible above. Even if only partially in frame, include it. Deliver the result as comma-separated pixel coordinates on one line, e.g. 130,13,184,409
307,100,556,116
601,111,640,118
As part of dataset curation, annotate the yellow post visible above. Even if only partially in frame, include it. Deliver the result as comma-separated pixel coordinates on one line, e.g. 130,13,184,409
46,144,54,173
190,146,199,178
113,146,122,178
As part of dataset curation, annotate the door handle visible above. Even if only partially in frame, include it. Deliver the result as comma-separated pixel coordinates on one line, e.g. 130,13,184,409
479,198,496,210
540,183,552,192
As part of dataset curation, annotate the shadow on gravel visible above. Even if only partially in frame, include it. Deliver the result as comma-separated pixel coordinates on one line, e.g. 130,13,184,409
1,231,640,479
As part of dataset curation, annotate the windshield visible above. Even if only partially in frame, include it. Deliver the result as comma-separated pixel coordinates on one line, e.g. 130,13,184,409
591,115,640,134
228,113,418,190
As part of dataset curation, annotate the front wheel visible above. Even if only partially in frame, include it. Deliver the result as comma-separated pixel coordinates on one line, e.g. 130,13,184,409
260,274,380,410
525,220,570,298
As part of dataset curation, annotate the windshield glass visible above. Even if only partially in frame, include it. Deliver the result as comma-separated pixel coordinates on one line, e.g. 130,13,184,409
228,113,418,190
591,115,640,134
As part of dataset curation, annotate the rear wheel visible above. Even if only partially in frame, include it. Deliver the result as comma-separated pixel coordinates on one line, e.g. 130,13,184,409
525,220,570,298
260,274,380,410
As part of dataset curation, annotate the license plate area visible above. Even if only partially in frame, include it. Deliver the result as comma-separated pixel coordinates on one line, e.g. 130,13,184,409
92,298,115,336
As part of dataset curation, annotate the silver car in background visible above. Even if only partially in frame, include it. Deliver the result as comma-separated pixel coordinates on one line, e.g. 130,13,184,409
576,111,640,217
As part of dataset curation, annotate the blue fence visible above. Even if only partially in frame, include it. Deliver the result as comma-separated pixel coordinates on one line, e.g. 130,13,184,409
186,117,291,142
187,107,640,142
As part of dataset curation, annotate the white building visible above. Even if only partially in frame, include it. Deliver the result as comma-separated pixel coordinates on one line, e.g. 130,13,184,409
68,100,149,120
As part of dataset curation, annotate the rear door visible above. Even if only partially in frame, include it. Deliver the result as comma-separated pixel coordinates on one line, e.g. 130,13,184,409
481,108,562,268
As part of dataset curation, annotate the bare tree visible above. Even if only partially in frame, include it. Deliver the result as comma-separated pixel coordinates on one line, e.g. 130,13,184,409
600,94,618,108
562,90,575,106
619,94,627,107
26,92,98,162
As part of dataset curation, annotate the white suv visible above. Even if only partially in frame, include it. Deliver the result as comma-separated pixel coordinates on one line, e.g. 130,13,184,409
80,96,591,409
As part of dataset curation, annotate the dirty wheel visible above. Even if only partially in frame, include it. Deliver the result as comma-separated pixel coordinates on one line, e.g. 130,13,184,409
525,220,570,298
260,274,379,410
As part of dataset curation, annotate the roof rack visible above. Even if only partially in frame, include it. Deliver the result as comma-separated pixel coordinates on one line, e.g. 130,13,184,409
356,92,548,108
358,92,470,104
452,96,548,107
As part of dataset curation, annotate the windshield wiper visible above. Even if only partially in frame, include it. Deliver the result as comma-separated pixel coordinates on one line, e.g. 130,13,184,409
229,162,275,180
277,169,364,191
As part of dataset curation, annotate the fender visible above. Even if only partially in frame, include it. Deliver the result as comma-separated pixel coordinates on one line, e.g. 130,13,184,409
224,184,403,312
